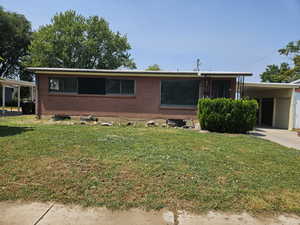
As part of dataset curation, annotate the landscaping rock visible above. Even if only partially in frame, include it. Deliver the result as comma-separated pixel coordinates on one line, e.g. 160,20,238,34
52,114,71,121
101,122,113,126
146,120,157,127
126,121,134,126
80,115,98,122
166,119,186,127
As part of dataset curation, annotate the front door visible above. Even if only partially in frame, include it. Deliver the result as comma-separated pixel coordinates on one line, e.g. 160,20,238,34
261,98,273,127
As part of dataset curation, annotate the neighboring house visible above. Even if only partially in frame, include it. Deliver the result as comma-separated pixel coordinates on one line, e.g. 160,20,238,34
244,82,300,130
0,78,36,113
0,86,14,103
27,67,251,119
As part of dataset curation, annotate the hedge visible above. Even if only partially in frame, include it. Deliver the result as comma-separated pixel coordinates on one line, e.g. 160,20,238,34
198,98,258,133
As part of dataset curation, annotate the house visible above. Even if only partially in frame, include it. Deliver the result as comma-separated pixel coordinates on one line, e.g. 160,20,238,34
27,67,251,119
244,82,300,130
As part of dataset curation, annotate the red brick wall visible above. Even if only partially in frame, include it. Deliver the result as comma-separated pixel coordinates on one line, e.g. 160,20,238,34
37,74,236,119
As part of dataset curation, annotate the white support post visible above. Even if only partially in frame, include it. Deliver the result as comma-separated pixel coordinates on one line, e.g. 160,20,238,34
17,86,21,112
289,88,296,130
31,86,34,101
2,85,5,115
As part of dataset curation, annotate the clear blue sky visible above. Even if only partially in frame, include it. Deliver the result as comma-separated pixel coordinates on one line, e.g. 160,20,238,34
1,0,299,81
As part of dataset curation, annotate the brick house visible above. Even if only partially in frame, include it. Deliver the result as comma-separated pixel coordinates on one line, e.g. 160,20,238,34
27,68,251,119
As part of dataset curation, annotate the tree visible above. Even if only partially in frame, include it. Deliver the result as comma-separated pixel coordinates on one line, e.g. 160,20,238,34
279,40,300,73
146,64,161,71
260,63,297,82
0,7,32,79
260,40,300,83
23,10,136,70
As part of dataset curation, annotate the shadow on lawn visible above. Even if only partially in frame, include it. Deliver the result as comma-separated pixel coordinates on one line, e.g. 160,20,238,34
0,126,33,137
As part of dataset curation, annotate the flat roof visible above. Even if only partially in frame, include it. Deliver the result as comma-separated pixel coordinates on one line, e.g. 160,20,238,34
245,82,300,89
26,67,252,78
0,78,35,87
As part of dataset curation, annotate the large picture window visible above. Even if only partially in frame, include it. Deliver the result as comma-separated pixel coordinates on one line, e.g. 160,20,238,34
49,77,77,93
106,79,135,95
161,80,199,106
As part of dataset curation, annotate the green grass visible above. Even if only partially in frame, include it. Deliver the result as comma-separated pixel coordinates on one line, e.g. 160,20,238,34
1,116,300,214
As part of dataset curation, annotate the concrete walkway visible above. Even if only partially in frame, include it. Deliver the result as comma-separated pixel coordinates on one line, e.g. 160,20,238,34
250,127,300,150
1,202,300,225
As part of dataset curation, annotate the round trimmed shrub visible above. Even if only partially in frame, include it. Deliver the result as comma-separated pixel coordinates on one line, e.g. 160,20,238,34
198,98,258,133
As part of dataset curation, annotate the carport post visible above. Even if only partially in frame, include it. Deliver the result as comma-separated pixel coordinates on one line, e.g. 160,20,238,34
17,86,20,112
2,85,5,115
31,86,34,101
289,88,296,130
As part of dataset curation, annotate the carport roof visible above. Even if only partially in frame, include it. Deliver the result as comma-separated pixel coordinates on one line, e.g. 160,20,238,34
245,82,300,89
0,78,35,87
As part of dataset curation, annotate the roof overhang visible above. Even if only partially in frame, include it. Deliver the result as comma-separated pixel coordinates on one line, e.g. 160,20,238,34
245,82,300,89
26,67,252,78
0,78,35,87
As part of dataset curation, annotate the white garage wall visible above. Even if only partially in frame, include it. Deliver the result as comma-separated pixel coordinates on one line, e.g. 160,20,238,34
275,98,291,129
294,92,300,129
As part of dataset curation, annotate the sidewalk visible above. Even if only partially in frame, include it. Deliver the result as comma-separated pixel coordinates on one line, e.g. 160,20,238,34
1,202,300,225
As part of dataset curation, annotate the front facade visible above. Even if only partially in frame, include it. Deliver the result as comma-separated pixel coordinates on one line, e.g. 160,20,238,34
28,68,251,119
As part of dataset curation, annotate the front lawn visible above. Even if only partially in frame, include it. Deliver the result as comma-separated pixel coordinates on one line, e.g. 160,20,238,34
0,116,300,214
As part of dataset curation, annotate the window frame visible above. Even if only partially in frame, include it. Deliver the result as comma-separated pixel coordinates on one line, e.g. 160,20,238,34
48,77,136,96
105,78,136,96
48,77,78,94
160,79,199,107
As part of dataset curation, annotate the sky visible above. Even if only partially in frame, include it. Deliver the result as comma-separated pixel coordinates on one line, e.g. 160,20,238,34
1,0,299,81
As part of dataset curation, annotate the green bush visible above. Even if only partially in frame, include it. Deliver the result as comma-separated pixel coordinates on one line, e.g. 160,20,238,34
198,98,258,133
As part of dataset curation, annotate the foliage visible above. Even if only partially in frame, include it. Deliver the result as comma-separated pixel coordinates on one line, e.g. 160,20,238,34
260,40,300,82
0,6,32,79
146,64,161,71
198,98,258,133
23,10,136,70
260,63,295,83
1,116,300,214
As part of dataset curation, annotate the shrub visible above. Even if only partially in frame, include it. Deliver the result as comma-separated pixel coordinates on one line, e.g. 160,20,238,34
198,98,258,133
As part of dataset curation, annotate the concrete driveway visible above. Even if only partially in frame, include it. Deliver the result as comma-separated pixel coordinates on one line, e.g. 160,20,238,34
250,127,300,150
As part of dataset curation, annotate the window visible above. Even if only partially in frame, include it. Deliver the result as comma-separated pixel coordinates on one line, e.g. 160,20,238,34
106,79,135,95
48,77,135,95
49,77,77,93
161,80,199,106
211,80,231,98
78,78,106,95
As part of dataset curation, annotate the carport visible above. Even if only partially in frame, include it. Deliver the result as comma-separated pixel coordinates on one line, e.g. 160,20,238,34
0,78,35,115
244,82,299,130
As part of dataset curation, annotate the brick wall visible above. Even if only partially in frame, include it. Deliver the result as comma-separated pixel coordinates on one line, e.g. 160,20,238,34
37,74,236,119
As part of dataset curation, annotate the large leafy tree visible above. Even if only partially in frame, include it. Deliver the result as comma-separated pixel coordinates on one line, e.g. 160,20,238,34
23,10,136,69
0,7,32,79
260,40,300,83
